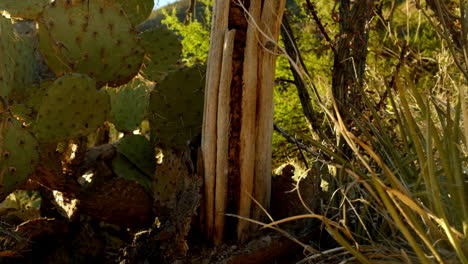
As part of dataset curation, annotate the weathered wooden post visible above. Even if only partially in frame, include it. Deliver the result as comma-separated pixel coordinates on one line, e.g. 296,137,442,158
201,0,286,243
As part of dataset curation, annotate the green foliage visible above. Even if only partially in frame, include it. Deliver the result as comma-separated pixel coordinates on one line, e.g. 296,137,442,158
272,86,311,164
272,1,468,263
161,1,211,64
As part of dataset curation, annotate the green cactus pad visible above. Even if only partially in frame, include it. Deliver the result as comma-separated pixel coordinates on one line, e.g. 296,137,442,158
25,81,51,113
107,78,149,133
9,35,39,101
116,135,155,177
11,80,51,123
0,0,49,19
140,27,182,82
0,113,39,201
10,104,34,123
33,74,110,142
37,0,144,87
0,15,17,99
111,154,152,194
116,0,154,27
149,66,205,149
0,17,37,102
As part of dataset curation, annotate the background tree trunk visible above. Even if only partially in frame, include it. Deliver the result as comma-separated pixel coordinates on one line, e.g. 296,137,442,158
331,0,374,154
201,0,286,243
332,0,374,119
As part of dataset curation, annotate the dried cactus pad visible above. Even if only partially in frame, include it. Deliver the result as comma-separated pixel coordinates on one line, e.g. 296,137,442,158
0,0,49,19
149,66,205,149
107,78,149,133
33,74,110,142
115,0,154,27
153,149,186,208
0,15,17,99
0,114,39,201
38,0,144,87
140,27,182,82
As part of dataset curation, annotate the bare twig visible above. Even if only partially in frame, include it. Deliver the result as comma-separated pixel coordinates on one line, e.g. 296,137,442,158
377,42,408,108
304,0,337,54
281,14,332,141
273,123,320,157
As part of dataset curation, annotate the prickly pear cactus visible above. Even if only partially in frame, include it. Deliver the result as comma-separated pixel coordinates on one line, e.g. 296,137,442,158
0,113,39,201
107,78,149,133
10,80,51,124
0,0,203,238
33,74,110,142
115,0,154,27
0,0,49,19
140,27,182,82
9,35,39,101
0,15,18,99
153,149,187,209
149,66,205,149
37,0,145,87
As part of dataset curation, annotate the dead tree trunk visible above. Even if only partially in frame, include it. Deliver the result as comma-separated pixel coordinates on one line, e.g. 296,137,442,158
201,0,286,243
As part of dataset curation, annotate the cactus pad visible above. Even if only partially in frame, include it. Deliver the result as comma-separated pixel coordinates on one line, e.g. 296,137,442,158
9,35,39,102
116,0,154,27
140,27,182,82
111,154,152,194
0,114,39,201
0,0,49,19
153,149,188,209
116,135,155,177
149,66,205,149
0,15,17,99
107,78,149,133
11,81,51,123
38,0,144,87
33,74,110,142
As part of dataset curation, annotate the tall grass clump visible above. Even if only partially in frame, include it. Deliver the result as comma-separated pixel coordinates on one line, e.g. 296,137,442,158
260,1,468,263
